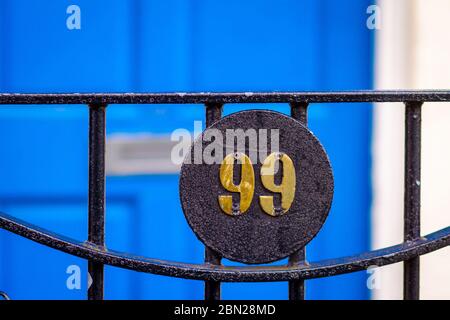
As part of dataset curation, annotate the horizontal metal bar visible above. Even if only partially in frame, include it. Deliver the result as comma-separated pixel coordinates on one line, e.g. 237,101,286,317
0,211,448,282
0,91,450,105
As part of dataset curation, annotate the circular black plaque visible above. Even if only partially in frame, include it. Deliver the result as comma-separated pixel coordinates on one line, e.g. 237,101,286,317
180,110,334,264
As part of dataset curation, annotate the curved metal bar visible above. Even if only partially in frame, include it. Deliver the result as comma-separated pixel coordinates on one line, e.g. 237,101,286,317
0,212,449,282
0,291,10,300
0,90,450,105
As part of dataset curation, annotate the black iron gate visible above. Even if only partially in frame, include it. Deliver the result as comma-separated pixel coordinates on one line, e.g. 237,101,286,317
0,91,449,300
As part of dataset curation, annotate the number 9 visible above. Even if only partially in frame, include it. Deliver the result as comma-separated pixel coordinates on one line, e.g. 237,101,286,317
260,152,296,216
218,152,255,215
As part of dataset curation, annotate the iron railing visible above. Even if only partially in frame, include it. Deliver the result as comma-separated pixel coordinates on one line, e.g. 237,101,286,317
0,91,449,300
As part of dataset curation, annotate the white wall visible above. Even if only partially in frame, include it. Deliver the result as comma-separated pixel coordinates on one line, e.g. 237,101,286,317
373,0,450,299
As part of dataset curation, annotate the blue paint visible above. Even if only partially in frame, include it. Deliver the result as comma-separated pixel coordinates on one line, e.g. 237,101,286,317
0,0,372,299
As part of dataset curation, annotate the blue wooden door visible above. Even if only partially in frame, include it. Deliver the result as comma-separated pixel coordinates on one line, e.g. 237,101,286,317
0,0,372,299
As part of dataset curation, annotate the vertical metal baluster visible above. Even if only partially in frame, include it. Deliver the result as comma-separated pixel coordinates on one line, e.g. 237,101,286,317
88,103,107,300
404,101,422,300
205,248,222,300
290,101,308,125
204,102,223,300
288,101,308,300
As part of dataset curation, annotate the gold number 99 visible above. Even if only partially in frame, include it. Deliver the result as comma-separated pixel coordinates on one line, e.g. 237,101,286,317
218,152,296,216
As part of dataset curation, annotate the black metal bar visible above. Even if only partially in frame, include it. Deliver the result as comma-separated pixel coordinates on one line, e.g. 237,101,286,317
0,211,448,282
288,248,305,300
0,291,10,300
1,210,448,282
288,102,309,300
403,101,422,300
1,90,450,105
204,102,223,300
88,103,107,300
205,102,223,127
290,101,308,125
204,248,222,300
